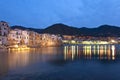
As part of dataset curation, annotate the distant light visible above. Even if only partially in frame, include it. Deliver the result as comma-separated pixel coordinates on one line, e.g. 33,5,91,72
71,40,76,44
111,40,116,43
62,40,68,43
14,45,18,48
82,41,108,44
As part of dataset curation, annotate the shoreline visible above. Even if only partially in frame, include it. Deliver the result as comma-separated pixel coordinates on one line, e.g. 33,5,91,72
0,43,118,50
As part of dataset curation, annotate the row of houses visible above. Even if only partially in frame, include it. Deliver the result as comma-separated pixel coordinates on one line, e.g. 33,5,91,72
0,21,62,47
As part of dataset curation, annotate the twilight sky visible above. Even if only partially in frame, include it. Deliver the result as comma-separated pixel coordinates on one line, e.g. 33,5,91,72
0,0,120,28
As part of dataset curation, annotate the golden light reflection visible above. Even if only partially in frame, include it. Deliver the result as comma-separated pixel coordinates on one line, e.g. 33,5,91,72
104,45,107,55
97,45,99,55
84,45,92,59
7,47,60,69
93,45,96,55
8,50,31,69
64,46,67,60
107,45,111,60
64,45,116,60
111,45,115,60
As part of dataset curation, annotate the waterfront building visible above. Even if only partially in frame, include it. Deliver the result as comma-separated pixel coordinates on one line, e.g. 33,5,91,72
8,28,62,47
29,31,42,47
22,30,29,45
29,31,37,47
35,33,42,46
0,21,10,45
8,29,29,45
40,34,62,47
63,35,75,40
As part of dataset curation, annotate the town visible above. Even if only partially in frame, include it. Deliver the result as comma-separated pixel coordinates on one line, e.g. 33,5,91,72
0,21,62,49
0,21,120,50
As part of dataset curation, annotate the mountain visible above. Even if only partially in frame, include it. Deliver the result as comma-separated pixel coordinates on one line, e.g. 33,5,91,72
42,23,80,35
11,25,43,33
79,25,120,37
11,24,120,37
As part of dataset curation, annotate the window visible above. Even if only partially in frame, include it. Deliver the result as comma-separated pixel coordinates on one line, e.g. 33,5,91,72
4,28,6,30
4,32,6,36
16,32,18,35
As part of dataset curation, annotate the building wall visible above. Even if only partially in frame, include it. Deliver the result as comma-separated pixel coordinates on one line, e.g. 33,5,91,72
29,31,36,46
0,21,10,45
8,29,62,47
40,34,62,47
22,30,29,45
8,29,29,45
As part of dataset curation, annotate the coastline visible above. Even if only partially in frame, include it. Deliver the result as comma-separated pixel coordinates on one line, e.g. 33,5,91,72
0,43,118,50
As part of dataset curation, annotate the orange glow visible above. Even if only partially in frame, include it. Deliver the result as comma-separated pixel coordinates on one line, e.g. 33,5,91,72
64,44,116,60
111,45,115,60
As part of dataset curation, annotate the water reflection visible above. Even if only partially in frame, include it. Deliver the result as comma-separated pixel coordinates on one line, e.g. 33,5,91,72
0,47,62,77
8,50,31,68
7,47,62,69
0,45,119,79
64,45,116,60
0,50,9,77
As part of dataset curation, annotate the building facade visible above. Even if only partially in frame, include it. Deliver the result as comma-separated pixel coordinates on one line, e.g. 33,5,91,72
0,21,10,45
8,29,29,45
8,29,62,47
40,34,62,47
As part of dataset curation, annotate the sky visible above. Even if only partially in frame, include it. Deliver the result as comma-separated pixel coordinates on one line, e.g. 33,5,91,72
0,0,120,28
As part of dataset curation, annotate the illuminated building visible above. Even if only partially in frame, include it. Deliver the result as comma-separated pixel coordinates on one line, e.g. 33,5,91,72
8,29,29,45
29,31,37,47
8,28,62,47
40,34,62,47
0,21,10,45
63,35,75,40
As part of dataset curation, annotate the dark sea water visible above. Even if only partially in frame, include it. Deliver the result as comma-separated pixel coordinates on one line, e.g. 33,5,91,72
0,44,120,80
